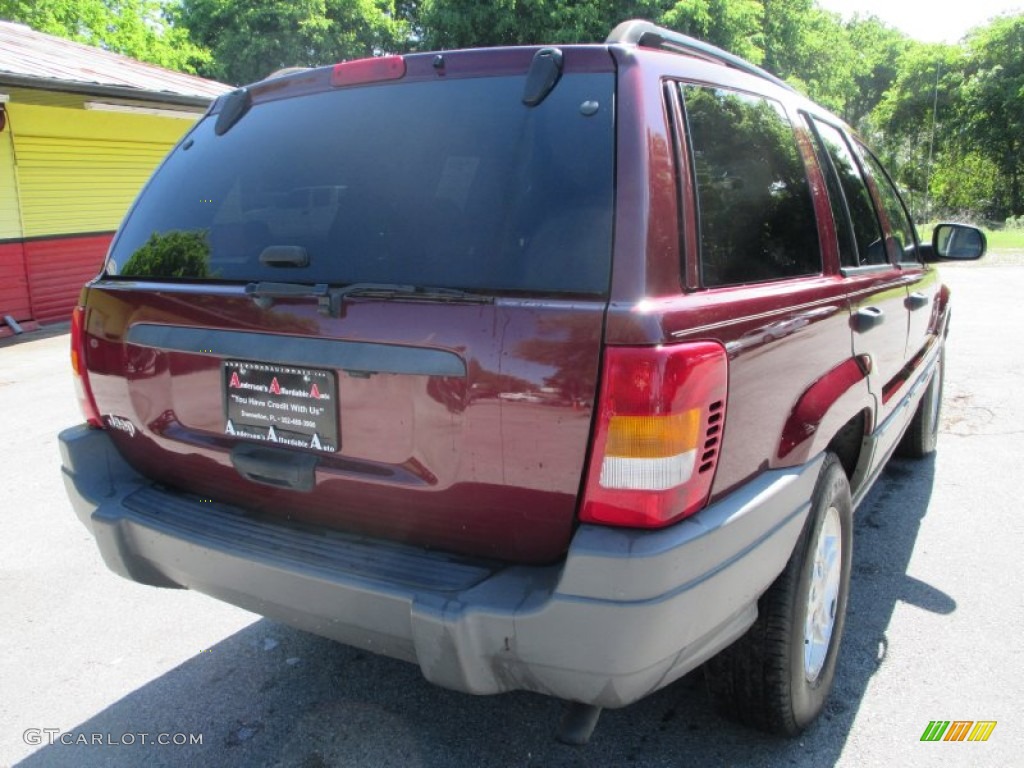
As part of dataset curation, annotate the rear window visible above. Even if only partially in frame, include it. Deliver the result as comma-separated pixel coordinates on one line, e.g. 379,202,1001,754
108,73,616,295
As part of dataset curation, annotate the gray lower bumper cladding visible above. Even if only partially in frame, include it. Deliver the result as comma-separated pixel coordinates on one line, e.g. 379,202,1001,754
60,425,819,709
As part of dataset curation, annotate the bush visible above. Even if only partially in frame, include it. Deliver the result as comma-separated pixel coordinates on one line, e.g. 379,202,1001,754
1005,215,1024,231
121,230,212,278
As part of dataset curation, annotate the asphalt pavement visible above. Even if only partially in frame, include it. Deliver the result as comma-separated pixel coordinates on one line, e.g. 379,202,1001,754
1,260,1022,767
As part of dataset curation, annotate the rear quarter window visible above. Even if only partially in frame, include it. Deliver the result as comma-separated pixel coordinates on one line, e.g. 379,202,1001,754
681,84,821,288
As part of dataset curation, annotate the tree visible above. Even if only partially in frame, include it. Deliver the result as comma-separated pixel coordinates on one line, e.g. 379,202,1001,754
416,0,765,59
0,0,211,74
961,14,1024,217
867,13,1024,222
416,0,666,49
930,150,1003,218
762,0,817,77
121,230,212,278
842,15,908,129
176,0,410,85
759,0,856,112
659,0,763,63
870,42,965,219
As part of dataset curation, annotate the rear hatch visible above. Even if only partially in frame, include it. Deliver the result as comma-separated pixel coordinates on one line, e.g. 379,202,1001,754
81,49,616,564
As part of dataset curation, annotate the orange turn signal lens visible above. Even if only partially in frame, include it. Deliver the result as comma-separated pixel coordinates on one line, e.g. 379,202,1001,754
604,410,700,459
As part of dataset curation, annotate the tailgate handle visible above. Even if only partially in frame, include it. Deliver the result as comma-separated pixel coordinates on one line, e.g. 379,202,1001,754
230,445,318,492
853,306,885,332
259,245,309,268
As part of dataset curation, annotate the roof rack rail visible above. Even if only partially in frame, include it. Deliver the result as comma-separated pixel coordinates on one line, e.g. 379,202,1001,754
606,19,794,93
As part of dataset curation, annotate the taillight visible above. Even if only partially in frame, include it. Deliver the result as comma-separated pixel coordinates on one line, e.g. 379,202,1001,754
70,306,104,428
580,342,728,528
331,55,406,88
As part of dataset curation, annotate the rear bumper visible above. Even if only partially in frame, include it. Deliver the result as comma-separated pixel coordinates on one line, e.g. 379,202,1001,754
60,425,820,708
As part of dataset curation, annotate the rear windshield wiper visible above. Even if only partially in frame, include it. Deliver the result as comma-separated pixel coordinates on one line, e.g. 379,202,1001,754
245,281,493,317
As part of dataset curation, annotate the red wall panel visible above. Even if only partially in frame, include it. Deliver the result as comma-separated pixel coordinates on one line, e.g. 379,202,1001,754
24,233,113,323
0,241,31,321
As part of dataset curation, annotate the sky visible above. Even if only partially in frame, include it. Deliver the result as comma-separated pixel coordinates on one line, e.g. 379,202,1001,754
816,0,1023,42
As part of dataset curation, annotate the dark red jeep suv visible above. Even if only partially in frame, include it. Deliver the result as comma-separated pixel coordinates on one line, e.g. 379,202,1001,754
60,19,984,744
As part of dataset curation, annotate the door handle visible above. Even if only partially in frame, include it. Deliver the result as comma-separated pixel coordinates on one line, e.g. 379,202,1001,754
231,444,318,492
853,306,885,332
906,292,929,310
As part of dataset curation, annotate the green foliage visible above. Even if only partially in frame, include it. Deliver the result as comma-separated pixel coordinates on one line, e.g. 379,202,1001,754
416,0,662,49
929,151,1002,219
866,42,963,218
780,6,857,112
960,15,1024,216
757,0,851,111
1005,215,1024,231
177,0,410,84
871,13,1024,220
0,0,211,73
872,42,963,146
121,230,213,278
842,15,907,128
657,0,764,63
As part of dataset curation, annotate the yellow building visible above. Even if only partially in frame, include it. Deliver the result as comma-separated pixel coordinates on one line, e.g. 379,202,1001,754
0,20,229,336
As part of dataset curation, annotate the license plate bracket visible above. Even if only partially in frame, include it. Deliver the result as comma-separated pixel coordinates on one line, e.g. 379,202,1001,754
223,360,338,452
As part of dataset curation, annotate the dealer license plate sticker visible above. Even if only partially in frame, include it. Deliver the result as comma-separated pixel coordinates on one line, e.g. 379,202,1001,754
223,361,338,452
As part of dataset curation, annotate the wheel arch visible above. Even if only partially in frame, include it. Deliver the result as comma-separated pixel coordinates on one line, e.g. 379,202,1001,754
825,410,867,481
776,356,874,469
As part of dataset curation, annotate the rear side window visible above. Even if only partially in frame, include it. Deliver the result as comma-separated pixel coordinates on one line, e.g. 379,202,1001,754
858,146,919,264
809,119,887,267
108,73,615,295
681,84,820,288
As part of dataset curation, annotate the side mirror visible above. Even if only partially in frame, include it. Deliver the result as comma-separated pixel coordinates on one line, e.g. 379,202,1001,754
930,223,986,261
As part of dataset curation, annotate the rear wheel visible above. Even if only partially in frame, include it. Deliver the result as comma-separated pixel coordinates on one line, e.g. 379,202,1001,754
704,453,853,735
897,349,944,458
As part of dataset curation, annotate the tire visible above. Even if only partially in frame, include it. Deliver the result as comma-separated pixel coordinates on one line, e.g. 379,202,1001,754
704,453,853,735
897,348,944,458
